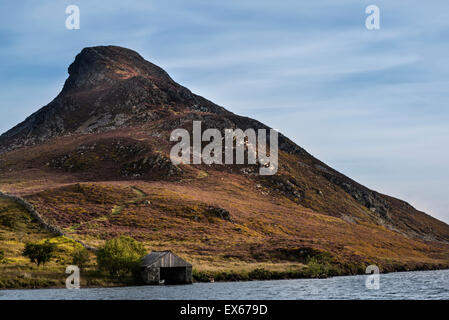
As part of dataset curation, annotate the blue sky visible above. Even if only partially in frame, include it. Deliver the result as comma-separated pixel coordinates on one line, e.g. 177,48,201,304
1,1,448,223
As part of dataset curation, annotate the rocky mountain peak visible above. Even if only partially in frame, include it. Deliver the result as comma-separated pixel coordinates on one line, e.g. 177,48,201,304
0,46,226,153
62,46,173,91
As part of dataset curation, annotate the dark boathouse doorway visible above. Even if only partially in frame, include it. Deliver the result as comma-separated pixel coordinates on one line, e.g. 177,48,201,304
141,251,192,285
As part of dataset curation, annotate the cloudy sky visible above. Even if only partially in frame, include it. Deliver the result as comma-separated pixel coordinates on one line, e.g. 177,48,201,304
1,1,448,223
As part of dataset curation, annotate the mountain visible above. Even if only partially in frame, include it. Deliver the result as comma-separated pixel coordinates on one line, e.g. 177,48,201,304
0,46,227,152
1,46,448,276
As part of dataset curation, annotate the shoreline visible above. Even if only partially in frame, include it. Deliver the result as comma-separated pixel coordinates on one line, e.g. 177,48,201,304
1,265,448,291
1,190,448,290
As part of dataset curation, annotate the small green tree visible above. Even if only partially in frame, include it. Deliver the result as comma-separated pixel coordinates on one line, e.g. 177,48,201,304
22,240,56,266
96,236,146,279
72,247,90,271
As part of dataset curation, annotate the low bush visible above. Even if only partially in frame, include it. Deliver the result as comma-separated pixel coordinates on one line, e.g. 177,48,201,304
96,236,146,279
22,240,56,267
72,248,90,271
248,268,272,280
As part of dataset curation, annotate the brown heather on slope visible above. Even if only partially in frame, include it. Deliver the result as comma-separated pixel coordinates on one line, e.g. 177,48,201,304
1,46,449,279
0,197,132,289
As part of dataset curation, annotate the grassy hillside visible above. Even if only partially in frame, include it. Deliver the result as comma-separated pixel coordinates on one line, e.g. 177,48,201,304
1,171,447,289
0,198,121,288
1,128,449,289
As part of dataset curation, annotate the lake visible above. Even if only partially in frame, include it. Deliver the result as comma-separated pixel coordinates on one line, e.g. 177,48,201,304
0,269,448,300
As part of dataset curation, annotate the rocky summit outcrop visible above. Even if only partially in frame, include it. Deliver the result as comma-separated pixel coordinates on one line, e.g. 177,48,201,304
1,45,448,245
0,46,227,153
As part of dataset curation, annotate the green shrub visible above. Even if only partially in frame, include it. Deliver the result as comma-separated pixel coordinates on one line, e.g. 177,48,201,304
192,269,213,282
72,248,90,271
22,240,56,266
304,258,331,278
248,268,272,280
96,236,146,279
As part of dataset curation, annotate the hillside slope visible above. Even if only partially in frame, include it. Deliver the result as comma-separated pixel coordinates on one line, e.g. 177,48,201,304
0,46,448,276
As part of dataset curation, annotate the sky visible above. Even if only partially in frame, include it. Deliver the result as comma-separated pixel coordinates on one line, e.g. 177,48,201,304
0,1,448,223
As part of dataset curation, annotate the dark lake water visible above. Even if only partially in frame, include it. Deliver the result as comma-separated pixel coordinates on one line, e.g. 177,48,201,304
1,269,448,300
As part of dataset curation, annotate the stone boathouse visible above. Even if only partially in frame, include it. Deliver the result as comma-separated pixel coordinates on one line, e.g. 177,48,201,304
141,251,192,285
